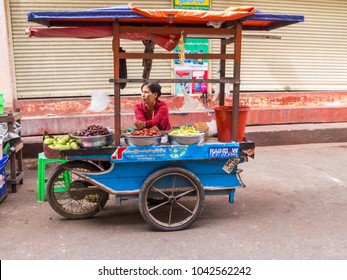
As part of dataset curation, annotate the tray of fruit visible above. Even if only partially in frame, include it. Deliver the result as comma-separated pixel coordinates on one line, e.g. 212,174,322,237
43,131,80,158
123,128,165,146
168,125,206,145
70,125,114,148
43,125,115,158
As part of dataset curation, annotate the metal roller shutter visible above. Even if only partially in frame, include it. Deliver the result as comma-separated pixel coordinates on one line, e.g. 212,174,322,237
9,0,172,98
211,0,347,91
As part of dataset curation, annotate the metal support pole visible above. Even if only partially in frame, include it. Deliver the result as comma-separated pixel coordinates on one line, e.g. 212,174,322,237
219,40,226,106
112,21,121,146
231,21,242,142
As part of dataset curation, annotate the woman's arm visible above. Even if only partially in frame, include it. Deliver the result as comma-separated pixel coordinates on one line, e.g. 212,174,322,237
134,103,147,121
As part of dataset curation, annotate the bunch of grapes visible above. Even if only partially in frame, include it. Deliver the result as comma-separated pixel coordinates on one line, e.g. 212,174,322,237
72,125,110,136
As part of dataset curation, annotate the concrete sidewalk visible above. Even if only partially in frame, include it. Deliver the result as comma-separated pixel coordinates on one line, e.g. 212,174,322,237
1,142,346,260
21,122,347,158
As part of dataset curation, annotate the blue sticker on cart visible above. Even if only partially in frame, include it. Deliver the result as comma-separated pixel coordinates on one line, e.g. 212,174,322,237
122,146,168,161
208,147,239,158
168,145,188,159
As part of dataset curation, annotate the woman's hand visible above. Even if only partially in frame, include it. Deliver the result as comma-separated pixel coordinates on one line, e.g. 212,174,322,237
135,121,146,129
150,126,159,132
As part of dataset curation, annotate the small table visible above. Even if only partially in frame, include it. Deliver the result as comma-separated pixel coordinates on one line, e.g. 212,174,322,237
0,110,24,193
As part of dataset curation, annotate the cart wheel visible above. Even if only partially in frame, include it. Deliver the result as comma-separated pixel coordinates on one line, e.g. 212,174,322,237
147,197,167,205
46,161,109,220
139,167,205,231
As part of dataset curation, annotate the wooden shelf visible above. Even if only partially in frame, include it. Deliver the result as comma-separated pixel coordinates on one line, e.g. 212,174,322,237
0,111,22,122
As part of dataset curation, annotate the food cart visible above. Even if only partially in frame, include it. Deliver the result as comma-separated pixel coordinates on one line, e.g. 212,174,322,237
27,4,304,231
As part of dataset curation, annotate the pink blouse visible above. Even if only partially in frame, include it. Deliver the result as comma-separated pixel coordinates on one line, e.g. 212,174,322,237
134,100,171,130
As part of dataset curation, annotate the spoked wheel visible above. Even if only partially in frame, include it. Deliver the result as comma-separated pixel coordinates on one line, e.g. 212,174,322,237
46,161,109,219
139,167,205,231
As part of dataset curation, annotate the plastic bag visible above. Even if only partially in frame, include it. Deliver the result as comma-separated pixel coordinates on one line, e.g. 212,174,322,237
180,85,204,111
88,91,110,112
0,122,20,143
206,120,217,136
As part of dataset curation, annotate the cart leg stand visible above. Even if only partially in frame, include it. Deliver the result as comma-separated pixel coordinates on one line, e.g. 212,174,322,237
37,152,67,202
229,189,235,203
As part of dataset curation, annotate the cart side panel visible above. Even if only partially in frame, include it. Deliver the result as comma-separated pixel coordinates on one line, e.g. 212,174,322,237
85,159,243,194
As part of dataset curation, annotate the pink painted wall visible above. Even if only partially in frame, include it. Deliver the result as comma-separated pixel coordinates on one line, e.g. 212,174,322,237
15,91,347,117
14,91,347,137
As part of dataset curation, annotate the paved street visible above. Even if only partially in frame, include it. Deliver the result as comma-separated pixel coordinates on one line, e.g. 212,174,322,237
0,142,346,260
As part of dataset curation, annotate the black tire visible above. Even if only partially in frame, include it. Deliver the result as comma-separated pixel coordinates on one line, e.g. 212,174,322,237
139,167,205,231
46,161,109,219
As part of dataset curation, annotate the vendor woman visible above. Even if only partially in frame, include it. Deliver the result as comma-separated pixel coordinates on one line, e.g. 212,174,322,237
134,82,172,131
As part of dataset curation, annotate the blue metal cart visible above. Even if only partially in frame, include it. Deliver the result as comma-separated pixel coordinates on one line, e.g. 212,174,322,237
45,139,254,231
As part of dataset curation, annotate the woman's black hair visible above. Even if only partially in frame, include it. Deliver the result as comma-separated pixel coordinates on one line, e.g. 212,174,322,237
141,82,162,99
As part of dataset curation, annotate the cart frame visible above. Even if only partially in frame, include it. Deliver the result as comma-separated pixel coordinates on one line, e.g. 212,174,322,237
110,20,243,144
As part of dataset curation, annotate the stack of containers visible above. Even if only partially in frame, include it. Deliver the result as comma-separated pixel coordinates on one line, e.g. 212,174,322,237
0,154,8,203
0,94,8,202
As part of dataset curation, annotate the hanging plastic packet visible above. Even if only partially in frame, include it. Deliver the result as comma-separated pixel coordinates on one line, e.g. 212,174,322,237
88,91,110,112
181,85,204,111
206,120,217,136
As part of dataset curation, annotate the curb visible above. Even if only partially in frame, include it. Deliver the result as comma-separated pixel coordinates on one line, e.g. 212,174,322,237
245,122,347,146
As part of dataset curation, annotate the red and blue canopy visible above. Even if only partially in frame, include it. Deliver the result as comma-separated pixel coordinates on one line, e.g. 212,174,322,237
27,3,304,50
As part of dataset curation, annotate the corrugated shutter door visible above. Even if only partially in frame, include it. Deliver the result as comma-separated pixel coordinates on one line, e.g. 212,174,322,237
211,0,347,91
9,0,172,98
